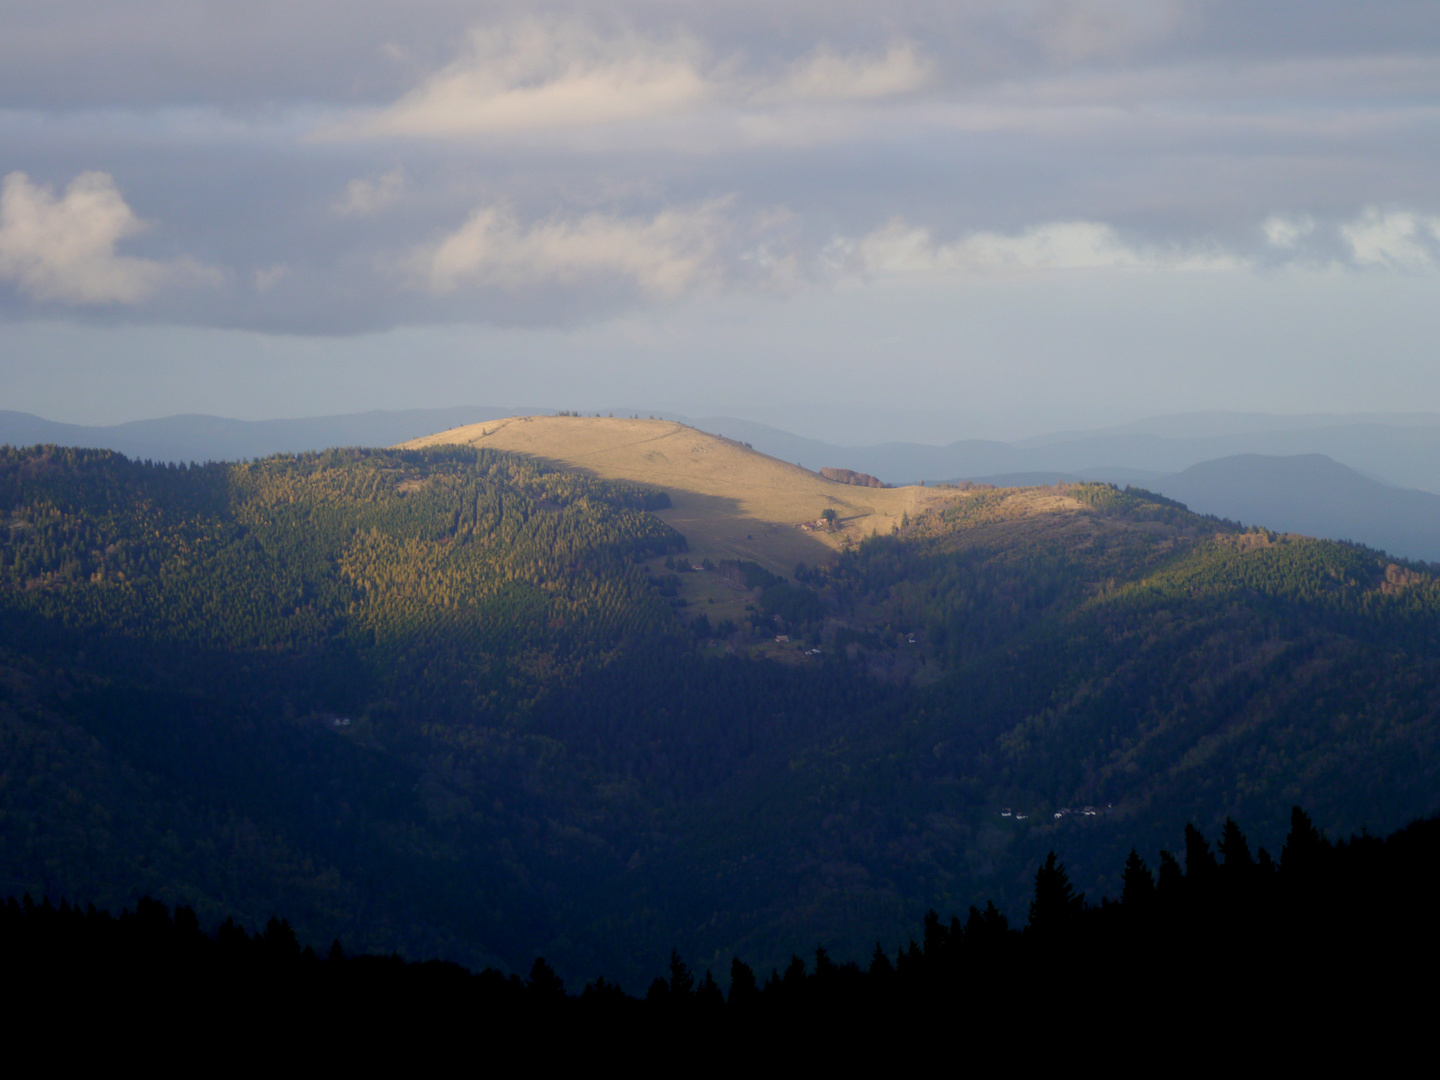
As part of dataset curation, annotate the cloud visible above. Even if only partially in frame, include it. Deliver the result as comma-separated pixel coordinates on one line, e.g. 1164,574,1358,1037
0,170,218,305
1025,0,1188,62
1262,214,1315,249
331,20,711,138
1341,208,1440,271
770,41,931,102
0,170,168,303
334,167,405,215
415,201,733,298
322,19,929,139
846,217,1243,276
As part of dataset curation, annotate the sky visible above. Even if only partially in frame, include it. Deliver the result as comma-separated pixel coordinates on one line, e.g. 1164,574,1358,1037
1,1,1438,443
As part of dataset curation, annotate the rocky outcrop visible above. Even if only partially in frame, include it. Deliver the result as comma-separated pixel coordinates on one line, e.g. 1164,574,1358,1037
820,467,888,488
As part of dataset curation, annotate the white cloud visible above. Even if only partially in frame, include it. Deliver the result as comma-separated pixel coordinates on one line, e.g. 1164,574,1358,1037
770,41,931,103
416,201,732,298
322,19,929,139
0,170,166,303
334,20,710,138
848,217,1243,276
333,167,405,215
0,171,217,305
1341,208,1440,270
1262,214,1315,249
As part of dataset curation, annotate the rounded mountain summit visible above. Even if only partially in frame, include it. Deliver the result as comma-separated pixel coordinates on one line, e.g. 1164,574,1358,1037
401,415,959,575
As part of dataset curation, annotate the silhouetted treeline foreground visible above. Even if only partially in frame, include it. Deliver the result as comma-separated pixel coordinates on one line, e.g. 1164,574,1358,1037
7,809,1435,1039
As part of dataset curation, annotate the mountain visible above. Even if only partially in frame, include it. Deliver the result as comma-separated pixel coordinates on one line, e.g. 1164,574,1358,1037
0,407,521,463
1148,454,1440,564
3,421,1440,986
1015,423,1440,495
404,415,957,577
8,406,1440,495
690,416,1032,485
683,416,1440,562
698,412,1440,496
1023,409,1440,441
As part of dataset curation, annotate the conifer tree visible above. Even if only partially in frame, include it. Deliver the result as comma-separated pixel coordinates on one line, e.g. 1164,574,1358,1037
868,943,895,979
1184,824,1218,883
1156,850,1184,899
667,950,695,999
1218,818,1255,871
1028,851,1085,933
696,970,724,1010
527,957,566,1001
965,901,1011,950
1280,806,1325,872
729,958,759,1006
1121,848,1155,907
814,945,837,980
923,910,946,958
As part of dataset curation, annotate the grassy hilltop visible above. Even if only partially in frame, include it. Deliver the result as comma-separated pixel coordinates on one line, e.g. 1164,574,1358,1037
2,431,1439,986
402,415,960,575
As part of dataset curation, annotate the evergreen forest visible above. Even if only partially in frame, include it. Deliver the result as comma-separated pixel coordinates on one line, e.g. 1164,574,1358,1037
3,443,1439,986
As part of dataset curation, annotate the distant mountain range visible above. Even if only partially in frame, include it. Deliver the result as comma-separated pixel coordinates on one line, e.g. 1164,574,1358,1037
4,406,1438,563
695,415,1440,564
0,408,520,464
1150,454,1440,563
694,412,1440,496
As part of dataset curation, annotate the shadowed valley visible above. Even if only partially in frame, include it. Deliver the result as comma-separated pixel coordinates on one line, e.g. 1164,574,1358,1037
2,421,1439,987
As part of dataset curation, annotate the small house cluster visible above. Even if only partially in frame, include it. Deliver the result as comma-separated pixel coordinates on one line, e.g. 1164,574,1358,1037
1053,805,1110,820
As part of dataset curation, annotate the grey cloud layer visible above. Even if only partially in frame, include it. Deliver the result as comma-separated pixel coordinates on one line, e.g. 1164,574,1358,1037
1,1,1438,332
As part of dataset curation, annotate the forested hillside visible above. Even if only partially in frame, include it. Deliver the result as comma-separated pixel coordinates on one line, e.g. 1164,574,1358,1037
0,444,688,972
3,445,1439,985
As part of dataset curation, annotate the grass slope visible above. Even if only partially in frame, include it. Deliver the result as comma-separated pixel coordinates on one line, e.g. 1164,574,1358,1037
402,417,965,577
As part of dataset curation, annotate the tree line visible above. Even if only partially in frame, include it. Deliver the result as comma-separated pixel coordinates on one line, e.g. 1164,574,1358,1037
7,808,1432,1038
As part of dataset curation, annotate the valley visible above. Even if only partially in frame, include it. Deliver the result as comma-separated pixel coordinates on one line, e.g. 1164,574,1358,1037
2,424,1438,988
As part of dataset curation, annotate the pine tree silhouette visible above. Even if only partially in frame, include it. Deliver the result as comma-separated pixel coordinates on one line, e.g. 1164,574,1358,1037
729,957,759,1006
1184,824,1219,883
1218,818,1255,872
868,943,895,979
1281,806,1326,872
667,950,695,999
1028,851,1085,933
1121,848,1155,907
527,957,566,1001
1156,850,1184,901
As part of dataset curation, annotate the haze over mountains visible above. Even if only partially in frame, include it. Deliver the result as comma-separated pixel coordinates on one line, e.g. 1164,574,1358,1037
0,408,519,466
1155,456,1440,564
5,407,1437,563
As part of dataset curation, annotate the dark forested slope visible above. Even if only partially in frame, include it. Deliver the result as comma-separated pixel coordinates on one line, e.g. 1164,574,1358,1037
0,444,685,972
2,447,1438,985
753,487,1440,930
